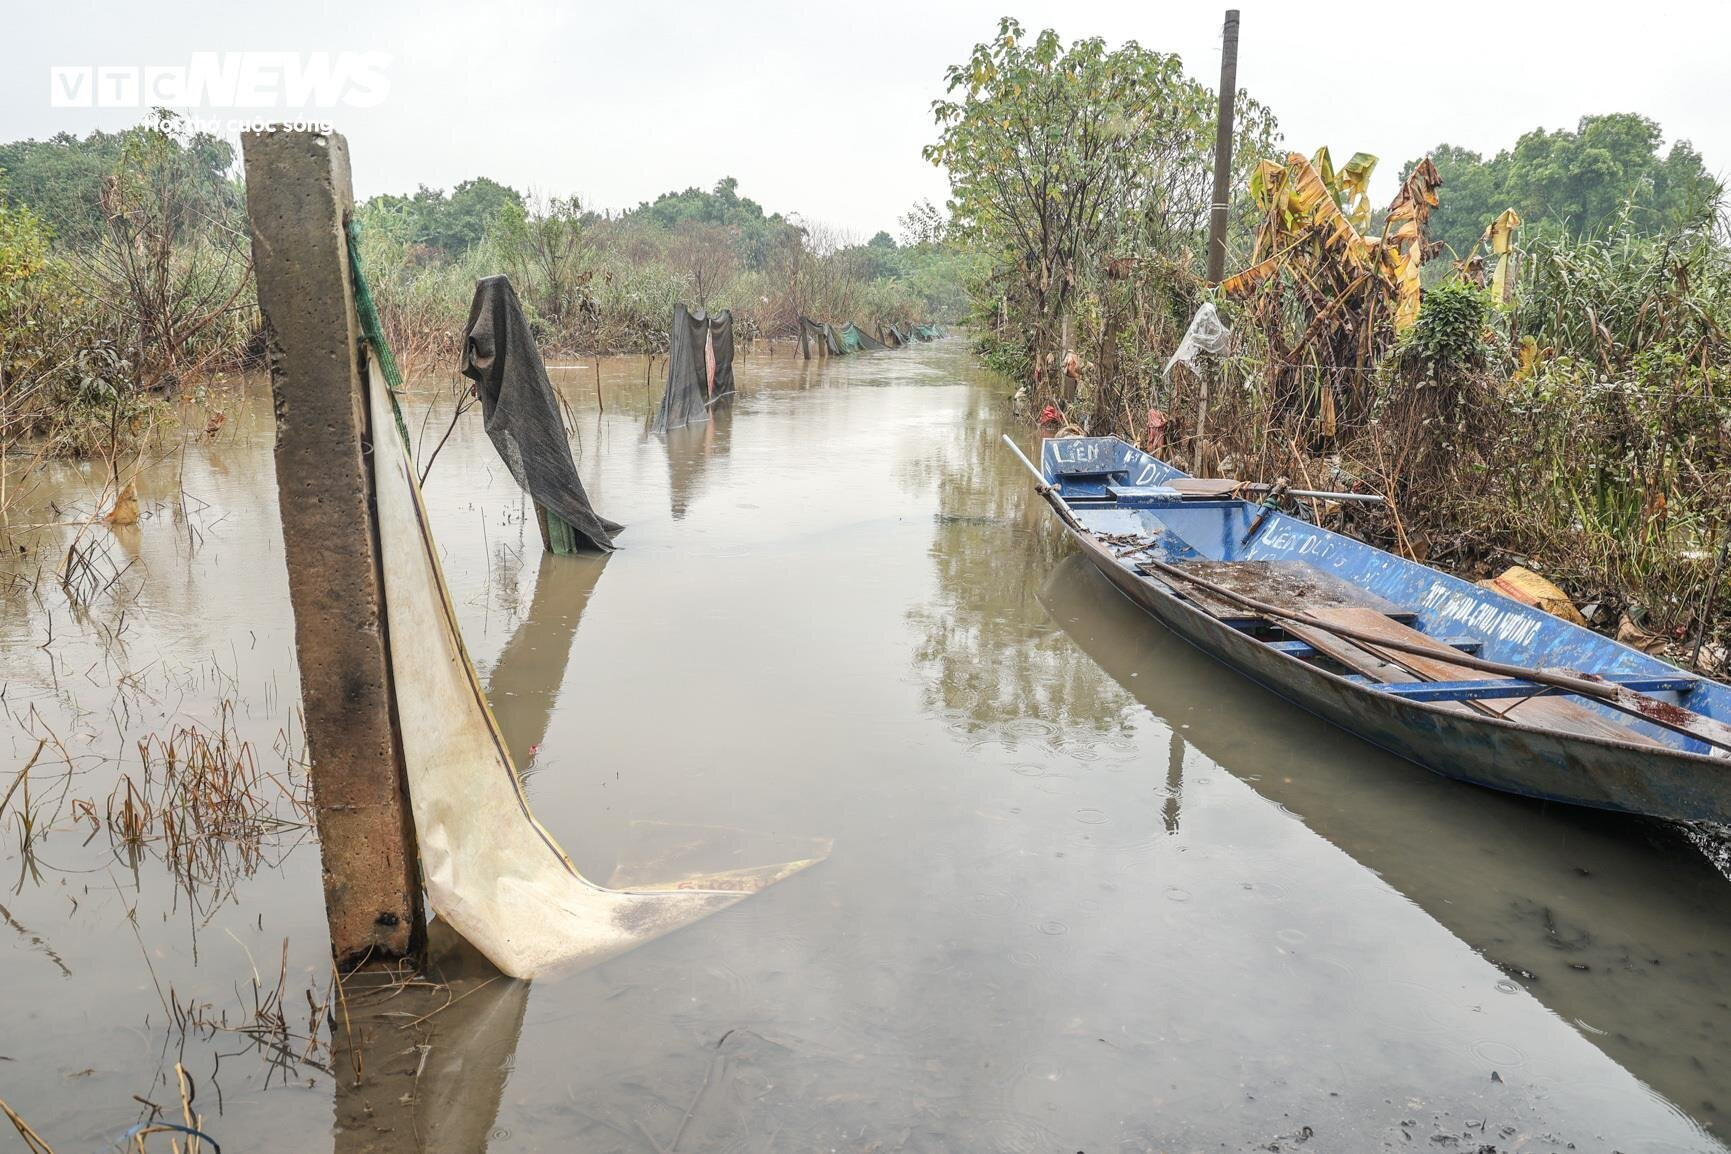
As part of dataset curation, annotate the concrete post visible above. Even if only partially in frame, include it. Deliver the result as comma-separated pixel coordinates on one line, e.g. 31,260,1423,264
242,130,424,969
1206,9,1241,285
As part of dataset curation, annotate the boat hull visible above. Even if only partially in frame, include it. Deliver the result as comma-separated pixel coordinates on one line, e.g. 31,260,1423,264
1066,527,1731,823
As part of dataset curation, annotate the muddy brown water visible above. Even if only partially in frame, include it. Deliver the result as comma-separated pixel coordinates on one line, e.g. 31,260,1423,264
3,339,1730,1152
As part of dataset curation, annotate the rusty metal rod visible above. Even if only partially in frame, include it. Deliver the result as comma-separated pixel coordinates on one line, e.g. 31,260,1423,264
1240,483,1384,504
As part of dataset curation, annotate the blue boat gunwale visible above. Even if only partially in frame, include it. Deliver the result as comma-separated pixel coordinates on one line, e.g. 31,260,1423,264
1038,435,1729,768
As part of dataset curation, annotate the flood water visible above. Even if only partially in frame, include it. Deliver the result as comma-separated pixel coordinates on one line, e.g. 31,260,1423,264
3,339,1731,1152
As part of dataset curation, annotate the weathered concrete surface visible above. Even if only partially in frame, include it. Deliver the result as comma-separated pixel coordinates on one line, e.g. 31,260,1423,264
242,129,424,967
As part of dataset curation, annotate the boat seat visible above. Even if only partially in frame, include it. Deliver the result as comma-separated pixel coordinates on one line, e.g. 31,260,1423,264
1288,606,1664,747
1373,673,1698,703
1105,483,1182,503
1267,636,1484,659
1166,478,1243,499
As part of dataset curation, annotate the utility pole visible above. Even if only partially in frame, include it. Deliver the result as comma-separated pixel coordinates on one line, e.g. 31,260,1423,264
242,129,424,970
1206,9,1241,284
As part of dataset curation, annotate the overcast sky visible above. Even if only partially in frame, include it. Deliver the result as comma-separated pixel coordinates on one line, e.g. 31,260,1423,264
6,0,1726,238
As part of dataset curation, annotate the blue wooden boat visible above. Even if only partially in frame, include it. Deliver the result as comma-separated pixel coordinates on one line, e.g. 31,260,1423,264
1008,434,1731,823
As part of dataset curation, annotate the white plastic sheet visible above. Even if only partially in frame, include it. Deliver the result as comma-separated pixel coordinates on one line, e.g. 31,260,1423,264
366,354,825,979
1163,302,1231,378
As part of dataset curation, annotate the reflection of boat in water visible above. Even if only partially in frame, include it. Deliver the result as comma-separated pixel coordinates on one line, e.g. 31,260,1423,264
1038,552,1731,1135
484,550,610,776
661,404,733,520
1018,435,1731,822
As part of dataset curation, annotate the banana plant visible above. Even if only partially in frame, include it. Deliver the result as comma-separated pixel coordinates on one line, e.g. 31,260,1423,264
1219,148,1445,434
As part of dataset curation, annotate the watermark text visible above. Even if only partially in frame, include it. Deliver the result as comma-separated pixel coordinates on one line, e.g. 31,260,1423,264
50,52,391,110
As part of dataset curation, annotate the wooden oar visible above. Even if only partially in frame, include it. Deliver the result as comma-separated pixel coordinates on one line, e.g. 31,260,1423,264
1001,434,1087,533
1137,556,1731,755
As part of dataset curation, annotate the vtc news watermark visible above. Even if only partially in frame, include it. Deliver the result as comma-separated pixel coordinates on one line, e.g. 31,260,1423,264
50,52,391,132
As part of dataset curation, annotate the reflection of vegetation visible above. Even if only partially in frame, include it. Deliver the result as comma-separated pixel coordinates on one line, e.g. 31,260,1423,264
903,398,1135,737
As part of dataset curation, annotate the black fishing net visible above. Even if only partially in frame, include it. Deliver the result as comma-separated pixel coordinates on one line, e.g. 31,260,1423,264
655,304,735,433
798,316,904,356
797,315,841,359
461,275,622,553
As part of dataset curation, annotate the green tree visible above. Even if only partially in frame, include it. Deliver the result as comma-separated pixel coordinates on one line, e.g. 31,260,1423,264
0,125,234,248
0,167,55,407
0,173,49,298
365,177,524,256
845,231,900,281
437,178,523,252
628,177,794,270
637,176,773,230
1412,114,1722,259
925,18,1276,398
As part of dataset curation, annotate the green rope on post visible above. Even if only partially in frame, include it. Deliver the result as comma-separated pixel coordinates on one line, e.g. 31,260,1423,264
345,217,412,448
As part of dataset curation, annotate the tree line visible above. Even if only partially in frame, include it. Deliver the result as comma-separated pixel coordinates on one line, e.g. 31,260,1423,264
0,113,974,468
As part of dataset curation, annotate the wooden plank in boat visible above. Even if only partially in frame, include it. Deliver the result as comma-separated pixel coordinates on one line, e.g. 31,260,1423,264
1303,606,1662,748
1277,619,1483,720
1168,560,1415,622
1167,478,1242,499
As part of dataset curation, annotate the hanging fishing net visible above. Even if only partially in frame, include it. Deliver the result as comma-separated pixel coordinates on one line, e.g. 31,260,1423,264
345,232,823,979
655,304,735,433
364,345,825,978
460,275,622,553
797,315,842,358
836,322,886,353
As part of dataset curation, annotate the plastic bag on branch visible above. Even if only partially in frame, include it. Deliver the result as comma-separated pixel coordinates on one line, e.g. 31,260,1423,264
1163,302,1231,379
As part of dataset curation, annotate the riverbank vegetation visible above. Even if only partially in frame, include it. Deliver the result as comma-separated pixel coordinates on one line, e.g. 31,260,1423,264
351,175,975,367
934,19,1730,670
0,113,975,485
